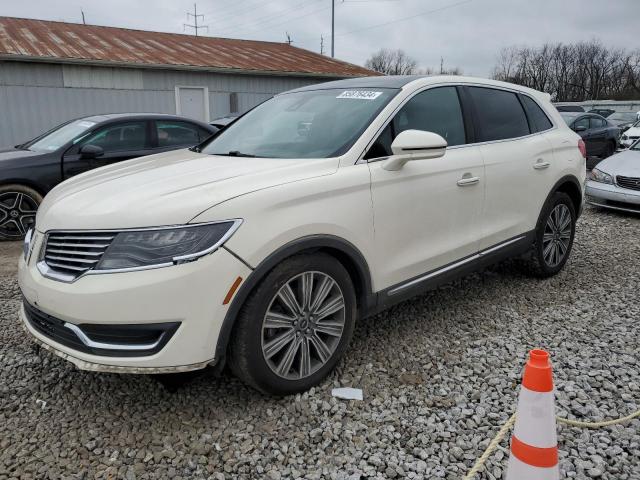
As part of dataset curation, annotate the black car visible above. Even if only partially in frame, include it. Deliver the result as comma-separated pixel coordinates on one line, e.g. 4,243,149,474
0,113,217,239
560,112,620,169
588,108,615,118
555,105,585,113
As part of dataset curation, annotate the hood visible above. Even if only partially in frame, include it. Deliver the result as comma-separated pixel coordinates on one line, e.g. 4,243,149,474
623,126,640,137
597,149,640,177
0,148,45,162
37,149,339,231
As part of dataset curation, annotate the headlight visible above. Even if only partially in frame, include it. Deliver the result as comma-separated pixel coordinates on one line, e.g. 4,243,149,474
590,168,613,184
23,228,33,261
622,135,628,140
95,220,241,271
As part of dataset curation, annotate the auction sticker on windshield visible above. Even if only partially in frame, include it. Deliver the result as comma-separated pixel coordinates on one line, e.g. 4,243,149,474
337,91,383,100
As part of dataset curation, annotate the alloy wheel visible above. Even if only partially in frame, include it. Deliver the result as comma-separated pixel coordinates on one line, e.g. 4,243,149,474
0,192,38,239
542,204,572,268
261,271,346,380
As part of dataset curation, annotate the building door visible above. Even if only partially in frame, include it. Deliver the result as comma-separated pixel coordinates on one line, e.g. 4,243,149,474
175,86,209,122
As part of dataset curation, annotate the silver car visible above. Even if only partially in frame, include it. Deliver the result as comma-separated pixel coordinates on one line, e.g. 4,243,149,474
586,140,640,213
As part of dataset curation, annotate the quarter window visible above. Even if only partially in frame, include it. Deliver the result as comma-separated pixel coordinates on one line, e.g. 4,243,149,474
590,117,606,128
521,95,553,132
364,86,466,160
468,87,530,141
78,122,147,152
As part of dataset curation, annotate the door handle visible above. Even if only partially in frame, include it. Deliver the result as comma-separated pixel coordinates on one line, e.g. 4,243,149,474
533,160,551,170
457,176,480,186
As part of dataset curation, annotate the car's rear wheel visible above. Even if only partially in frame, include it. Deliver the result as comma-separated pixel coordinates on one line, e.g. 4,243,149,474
228,253,356,395
525,191,576,278
0,185,42,240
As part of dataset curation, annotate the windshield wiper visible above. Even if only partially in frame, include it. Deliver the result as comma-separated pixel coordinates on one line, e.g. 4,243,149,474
214,151,258,158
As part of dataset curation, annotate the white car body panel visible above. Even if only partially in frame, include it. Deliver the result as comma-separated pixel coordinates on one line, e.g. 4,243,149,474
18,75,586,373
586,148,640,211
621,126,640,148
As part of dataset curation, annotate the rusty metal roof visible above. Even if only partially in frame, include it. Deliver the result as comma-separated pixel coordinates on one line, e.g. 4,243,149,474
0,16,377,78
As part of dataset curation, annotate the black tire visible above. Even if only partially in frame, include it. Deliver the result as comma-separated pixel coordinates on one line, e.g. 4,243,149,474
0,184,42,241
228,253,357,395
525,191,576,278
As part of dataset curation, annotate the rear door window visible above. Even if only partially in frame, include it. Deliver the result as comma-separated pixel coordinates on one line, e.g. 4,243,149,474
468,87,530,141
521,95,553,132
156,121,205,147
590,117,606,128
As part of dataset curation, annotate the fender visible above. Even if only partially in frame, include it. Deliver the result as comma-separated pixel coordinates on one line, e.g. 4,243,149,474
215,235,374,361
545,174,584,218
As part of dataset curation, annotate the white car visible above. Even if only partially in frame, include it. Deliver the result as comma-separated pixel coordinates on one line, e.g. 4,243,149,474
18,76,586,395
620,121,640,148
586,141,640,213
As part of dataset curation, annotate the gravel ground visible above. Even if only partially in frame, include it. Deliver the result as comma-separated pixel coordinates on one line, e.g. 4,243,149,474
1,206,639,480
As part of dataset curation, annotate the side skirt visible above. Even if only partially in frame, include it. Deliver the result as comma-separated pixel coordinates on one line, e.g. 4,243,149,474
369,231,535,314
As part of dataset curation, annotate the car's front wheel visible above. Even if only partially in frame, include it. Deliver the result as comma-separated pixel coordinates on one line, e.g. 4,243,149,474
0,185,42,240
229,253,356,395
526,191,576,278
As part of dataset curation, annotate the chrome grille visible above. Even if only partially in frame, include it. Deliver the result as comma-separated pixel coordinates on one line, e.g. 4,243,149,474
43,231,115,278
616,176,640,192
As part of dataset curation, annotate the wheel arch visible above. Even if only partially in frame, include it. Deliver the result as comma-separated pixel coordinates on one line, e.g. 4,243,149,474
215,235,374,361
546,174,583,219
0,179,47,198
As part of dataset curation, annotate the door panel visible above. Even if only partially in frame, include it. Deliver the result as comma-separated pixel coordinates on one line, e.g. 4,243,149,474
478,134,555,249
369,146,484,290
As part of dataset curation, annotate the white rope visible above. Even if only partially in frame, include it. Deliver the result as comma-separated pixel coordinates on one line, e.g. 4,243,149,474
463,409,640,479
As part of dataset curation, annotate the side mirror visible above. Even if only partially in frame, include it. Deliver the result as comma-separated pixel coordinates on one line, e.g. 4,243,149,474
79,144,104,159
573,125,587,132
382,130,447,171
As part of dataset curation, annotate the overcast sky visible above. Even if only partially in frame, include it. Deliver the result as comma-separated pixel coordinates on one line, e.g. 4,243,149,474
1,0,637,76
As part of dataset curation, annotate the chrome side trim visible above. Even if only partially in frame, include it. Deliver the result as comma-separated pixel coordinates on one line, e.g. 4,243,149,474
63,322,165,351
388,235,526,296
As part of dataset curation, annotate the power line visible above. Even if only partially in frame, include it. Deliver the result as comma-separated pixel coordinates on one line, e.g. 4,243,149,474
217,4,331,37
184,3,209,36
335,0,473,37
213,0,321,35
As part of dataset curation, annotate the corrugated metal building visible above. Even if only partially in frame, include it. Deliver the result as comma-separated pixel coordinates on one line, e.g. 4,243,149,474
0,17,375,147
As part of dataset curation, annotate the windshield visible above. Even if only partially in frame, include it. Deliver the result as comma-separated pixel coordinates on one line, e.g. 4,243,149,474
631,139,640,151
200,88,399,159
609,112,636,122
26,119,97,152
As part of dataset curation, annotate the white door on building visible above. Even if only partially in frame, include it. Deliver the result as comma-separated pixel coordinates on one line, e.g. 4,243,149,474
175,86,209,122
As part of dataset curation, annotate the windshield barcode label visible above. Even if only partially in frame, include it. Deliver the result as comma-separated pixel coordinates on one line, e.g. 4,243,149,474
337,91,383,100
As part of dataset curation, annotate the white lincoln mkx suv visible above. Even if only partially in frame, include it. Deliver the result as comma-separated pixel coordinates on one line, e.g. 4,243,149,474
19,76,586,395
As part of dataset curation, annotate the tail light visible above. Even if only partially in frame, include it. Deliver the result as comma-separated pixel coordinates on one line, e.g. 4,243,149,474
578,139,587,159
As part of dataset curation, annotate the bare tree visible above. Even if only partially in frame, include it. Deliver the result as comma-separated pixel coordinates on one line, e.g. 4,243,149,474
365,48,418,75
493,40,640,101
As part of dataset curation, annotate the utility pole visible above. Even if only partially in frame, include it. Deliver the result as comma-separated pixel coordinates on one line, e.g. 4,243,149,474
331,0,335,57
81,9,86,25
184,4,208,37
320,35,325,55
286,32,293,45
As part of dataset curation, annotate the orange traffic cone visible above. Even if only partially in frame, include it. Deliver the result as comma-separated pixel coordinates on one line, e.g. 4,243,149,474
506,349,559,480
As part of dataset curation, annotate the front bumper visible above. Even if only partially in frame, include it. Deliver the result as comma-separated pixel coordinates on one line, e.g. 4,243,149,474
585,180,640,213
18,237,252,373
